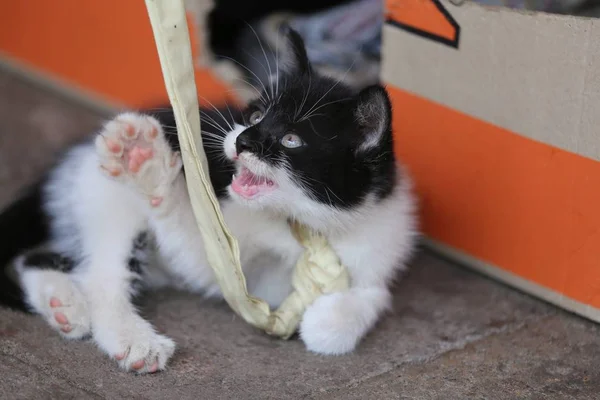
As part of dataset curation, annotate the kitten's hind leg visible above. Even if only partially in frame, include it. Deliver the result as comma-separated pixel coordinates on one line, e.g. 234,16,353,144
16,252,92,340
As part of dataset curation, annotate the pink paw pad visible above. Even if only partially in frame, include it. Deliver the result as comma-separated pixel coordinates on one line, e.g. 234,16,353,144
148,362,159,373
101,165,122,177
106,138,122,154
131,360,145,370
127,147,154,173
148,127,158,139
150,196,163,207
54,312,69,325
124,124,137,138
170,152,180,167
49,297,63,308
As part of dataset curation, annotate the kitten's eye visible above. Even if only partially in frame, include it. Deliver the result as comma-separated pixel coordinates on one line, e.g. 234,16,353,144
280,132,304,149
249,110,264,125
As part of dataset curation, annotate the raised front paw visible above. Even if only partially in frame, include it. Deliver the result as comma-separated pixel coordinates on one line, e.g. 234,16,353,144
95,112,182,208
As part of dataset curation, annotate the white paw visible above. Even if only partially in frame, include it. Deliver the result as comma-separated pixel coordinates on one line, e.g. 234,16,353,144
95,112,182,208
18,266,91,340
95,318,176,374
299,289,390,355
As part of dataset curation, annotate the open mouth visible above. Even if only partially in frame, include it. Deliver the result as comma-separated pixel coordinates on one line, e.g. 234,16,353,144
231,167,277,199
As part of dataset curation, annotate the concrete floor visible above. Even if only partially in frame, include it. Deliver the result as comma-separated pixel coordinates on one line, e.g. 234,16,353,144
0,71,599,400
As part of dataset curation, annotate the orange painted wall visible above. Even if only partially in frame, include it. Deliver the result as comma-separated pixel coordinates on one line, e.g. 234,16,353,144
0,0,234,109
389,86,600,308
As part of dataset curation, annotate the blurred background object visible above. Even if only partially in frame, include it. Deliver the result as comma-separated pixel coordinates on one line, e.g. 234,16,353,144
207,0,600,96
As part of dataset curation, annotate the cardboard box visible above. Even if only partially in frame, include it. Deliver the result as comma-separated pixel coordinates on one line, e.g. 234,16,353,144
0,1,234,110
384,0,600,322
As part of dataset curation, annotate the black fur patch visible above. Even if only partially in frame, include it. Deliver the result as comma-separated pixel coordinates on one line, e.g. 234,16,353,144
0,182,51,311
132,231,149,252
22,252,75,273
0,182,50,269
127,231,151,292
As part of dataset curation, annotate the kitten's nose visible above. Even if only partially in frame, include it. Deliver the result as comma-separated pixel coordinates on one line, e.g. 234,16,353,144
236,132,257,154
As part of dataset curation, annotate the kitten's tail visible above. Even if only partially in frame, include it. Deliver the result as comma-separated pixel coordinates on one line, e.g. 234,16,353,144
0,182,49,312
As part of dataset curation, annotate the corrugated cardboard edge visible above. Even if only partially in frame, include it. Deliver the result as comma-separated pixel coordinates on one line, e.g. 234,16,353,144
424,238,600,324
0,53,119,117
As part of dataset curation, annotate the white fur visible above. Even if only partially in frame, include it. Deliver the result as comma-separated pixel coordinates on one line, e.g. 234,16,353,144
17,112,418,373
16,257,92,340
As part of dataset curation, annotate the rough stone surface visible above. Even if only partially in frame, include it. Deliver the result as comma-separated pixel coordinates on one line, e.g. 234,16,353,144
0,72,102,209
320,314,600,400
1,70,599,400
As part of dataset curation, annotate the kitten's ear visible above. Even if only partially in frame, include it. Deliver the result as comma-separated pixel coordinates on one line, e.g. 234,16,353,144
354,85,393,152
278,24,311,76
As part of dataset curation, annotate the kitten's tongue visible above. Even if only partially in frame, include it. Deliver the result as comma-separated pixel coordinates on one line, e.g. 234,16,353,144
231,167,275,198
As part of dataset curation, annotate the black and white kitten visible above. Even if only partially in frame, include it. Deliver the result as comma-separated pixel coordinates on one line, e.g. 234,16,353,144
0,28,418,374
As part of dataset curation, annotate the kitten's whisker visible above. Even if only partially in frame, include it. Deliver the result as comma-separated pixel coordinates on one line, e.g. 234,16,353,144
292,97,300,120
274,28,281,100
199,98,234,131
198,112,229,135
201,133,225,143
299,98,352,122
305,117,322,138
324,188,333,205
296,69,312,120
203,147,225,153
297,173,345,205
245,22,275,101
161,124,226,142
225,102,237,126
325,187,344,206
202,145,224,152
199,116,227,133
299,61,356,121
231,78,267,104
218,55,270,101
163,128,225,149
304,113,326,119
161,128,178,133
242,50,273,101
202,142,225,150
204,131,226,141
198,118,228,136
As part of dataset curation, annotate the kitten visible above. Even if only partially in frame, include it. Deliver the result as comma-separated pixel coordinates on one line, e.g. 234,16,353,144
0,28,418,374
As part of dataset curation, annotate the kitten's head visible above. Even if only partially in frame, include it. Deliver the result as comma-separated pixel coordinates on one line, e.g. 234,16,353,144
224,27,397,225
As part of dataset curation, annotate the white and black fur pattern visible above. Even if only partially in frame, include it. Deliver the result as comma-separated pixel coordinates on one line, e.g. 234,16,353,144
0,28,418,374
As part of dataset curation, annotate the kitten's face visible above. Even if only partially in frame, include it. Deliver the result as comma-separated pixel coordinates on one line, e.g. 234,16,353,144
223,28,397,220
